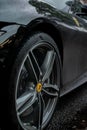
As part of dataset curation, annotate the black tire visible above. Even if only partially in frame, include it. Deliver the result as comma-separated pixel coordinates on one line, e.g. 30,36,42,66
3,32,61,130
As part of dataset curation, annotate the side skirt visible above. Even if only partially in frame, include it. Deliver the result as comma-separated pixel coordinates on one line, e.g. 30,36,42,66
60,71,87,97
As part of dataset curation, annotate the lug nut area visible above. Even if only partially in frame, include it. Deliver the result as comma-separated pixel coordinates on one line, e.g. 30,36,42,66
36,83,42,93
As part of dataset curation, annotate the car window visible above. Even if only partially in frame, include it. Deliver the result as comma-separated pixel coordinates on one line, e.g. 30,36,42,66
40,0,73,11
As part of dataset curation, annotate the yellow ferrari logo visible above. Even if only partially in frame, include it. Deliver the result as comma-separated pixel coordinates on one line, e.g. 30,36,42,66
73,17,80,27
36,83,42,92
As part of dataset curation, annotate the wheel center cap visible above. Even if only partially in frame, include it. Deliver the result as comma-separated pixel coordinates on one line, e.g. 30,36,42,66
36,83,42,93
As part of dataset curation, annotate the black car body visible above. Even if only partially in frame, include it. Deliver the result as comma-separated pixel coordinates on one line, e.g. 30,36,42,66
0,0,87,130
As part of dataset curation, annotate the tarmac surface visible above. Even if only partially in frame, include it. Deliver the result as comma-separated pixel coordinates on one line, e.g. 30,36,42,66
46,83,87,130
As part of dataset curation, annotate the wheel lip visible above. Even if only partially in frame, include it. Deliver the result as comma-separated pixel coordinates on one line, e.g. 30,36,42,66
15,41,60,130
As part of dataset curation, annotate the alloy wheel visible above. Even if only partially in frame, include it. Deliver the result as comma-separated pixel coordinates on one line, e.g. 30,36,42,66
15,41,59,130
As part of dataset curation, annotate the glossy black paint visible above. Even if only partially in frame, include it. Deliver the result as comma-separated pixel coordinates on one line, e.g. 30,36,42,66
0,0,87,95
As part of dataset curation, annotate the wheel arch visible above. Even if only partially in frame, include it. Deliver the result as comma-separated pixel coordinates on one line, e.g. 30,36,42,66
27,18,63,64
2,18,63,67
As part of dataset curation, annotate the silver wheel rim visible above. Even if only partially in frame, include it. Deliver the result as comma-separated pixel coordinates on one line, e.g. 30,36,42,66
15,42,59,130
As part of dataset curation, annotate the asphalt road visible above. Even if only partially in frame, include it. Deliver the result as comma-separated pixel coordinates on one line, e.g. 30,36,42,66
46,83,87,130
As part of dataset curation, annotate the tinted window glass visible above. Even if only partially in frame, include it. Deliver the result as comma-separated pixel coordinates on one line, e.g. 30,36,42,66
41,0,73,10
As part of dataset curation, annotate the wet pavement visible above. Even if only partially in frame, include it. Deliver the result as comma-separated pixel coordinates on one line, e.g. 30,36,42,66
46,83,87,130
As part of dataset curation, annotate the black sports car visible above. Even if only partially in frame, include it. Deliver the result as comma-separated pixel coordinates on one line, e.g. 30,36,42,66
0,0,87,130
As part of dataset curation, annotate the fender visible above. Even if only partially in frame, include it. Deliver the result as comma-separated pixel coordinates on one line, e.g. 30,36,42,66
0,23,22,48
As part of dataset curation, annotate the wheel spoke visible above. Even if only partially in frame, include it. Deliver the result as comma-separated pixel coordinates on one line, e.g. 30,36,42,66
41,50,56,82
43,83,59,93
30,51,42,80
40,93,46,111
42,88,58,98
37,93,44,130
24,54,38,83
16,91,34,111
17,91,37,116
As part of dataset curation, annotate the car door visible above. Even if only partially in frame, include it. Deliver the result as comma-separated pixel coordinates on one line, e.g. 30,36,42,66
43,0,87,87
60,0,87,88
